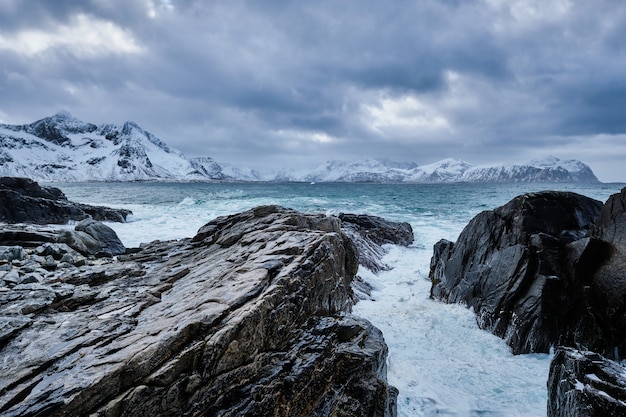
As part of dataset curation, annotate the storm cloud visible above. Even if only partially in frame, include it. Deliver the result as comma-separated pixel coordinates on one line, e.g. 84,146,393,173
1,0,625,181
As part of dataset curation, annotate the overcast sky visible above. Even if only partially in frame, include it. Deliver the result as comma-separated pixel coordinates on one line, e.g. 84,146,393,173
1,0,625,181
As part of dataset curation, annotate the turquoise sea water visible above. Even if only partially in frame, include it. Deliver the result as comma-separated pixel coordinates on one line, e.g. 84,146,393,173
51,181,625,416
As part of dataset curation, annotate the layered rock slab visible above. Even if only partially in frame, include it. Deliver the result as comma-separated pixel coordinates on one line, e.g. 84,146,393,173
0,205,396,417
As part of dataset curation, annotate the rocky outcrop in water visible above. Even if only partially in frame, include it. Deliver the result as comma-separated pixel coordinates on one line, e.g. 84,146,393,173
428,188,626,416
0,205,397,417
0,177,131,223
430,191,603,354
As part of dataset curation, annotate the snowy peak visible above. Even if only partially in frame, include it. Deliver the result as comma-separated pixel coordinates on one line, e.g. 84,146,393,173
278,156,599,183
0,113,222,182
190,157,226,180
22,113,98,146
300,158,408,182
408,158,474,181
462,157,599,183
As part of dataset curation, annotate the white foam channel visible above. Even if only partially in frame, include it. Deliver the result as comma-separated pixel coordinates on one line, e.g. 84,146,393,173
353,243,550,417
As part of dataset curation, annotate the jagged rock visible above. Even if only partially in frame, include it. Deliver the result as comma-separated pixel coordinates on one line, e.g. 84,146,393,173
547,347,626,417
0,177,131,224
339,213,413,273
34,242,80,261
0,205,396,417
543,187,626,359
429,191,603,354
428,189,626,415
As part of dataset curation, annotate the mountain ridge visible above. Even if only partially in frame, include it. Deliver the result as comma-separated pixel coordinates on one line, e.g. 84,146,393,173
0,113,600,183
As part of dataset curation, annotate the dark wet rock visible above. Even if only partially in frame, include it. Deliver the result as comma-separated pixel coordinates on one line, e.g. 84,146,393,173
0,205,397,417
548,347,626,417
567,188,626,358
0,176,131,224
430,191,603,354
428,189,626,415
339,213,413,273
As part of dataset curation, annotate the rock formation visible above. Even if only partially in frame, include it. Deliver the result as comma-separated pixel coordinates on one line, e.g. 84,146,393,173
0,177,131,224
429,188,626,416
0,205,398,417
429,191,603,354
547,347,626,417
544,188,626,415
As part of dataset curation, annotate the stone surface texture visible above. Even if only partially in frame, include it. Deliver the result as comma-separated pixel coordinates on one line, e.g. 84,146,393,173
0,205,397,417
548,347,626,417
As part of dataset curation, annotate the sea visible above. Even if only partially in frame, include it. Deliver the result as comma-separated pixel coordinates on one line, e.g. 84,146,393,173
48,181,625,417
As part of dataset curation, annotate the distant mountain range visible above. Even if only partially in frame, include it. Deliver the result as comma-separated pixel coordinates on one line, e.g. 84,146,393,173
0,112,599,183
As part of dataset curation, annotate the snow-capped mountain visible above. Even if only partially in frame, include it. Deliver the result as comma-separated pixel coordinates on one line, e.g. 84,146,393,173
0,111,224,181
460,157,599,183
278,157,599,183
219,163,267,182
407,158,475,182
297,158,408,183
0,112,600,183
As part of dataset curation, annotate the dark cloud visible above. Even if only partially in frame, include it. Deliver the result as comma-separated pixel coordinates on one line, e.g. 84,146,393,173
1,0,626,181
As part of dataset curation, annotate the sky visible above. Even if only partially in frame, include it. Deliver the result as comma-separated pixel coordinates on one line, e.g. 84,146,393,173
0,0,625,182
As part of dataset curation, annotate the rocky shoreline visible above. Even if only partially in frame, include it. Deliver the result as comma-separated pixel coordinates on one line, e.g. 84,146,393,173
430,187,626,416
4,176,626,416
0,178,412,417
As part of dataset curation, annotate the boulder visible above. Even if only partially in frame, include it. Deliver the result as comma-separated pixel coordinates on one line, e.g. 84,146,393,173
0,205,396,417
547,347,626,417
0,176,131,224
429,191,603,354
0,246,26,262
74,218,126,256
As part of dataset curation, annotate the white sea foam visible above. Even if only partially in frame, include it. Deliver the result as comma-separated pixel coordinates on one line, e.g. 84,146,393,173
354,243,550,417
